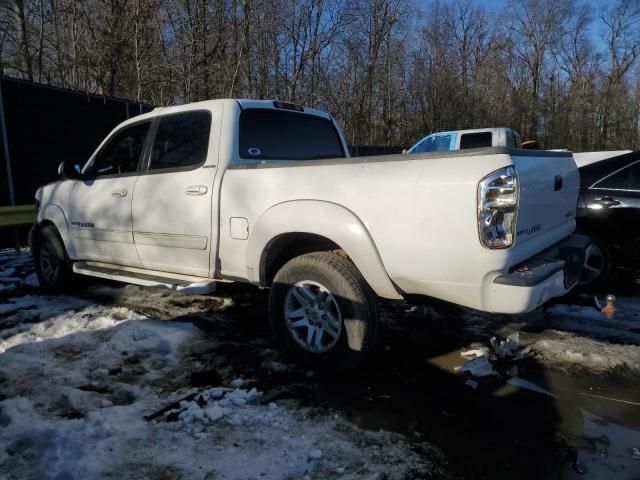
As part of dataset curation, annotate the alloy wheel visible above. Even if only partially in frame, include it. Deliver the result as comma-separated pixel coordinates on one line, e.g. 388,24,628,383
284,280,342,353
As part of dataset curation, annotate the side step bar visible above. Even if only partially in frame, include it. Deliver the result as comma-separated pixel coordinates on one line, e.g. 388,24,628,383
72,261,217,294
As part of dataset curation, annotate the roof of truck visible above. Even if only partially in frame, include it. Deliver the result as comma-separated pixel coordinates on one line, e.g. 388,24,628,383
421,127,514,136
130,99,332,124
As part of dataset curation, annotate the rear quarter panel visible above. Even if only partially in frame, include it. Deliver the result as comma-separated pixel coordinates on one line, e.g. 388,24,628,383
219,148,576,309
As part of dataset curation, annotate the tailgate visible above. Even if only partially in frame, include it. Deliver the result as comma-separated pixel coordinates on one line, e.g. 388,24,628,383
511,151,579,245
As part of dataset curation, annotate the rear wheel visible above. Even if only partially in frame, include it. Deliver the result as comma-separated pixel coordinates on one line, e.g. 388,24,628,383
269,252,379,368
33,225,76,293
579,234,613,289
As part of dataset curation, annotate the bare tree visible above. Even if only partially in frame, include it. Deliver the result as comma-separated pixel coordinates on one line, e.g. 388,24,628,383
1,0,640,150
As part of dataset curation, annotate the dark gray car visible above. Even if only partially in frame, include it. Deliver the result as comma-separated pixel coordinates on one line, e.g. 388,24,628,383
577,151,640,287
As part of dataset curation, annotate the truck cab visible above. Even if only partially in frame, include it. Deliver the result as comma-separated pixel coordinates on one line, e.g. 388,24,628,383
407,128,522,154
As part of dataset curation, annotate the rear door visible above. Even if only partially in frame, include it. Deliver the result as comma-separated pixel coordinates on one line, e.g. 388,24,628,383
68,120,151,266
584,158,640,238
131,107,221,277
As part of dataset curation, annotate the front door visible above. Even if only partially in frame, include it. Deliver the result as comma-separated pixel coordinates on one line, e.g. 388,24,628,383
132,108,220,277
68,120,151,266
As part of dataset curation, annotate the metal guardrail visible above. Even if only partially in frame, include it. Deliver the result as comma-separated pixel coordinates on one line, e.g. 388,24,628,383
0,205,36,227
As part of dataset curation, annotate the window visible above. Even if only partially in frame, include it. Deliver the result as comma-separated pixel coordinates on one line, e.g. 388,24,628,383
239,109,345,160
149,111,211,170
512,131,522,148
460,132,492,149
92,122,150,177
413,134,452,153
595,161,640,191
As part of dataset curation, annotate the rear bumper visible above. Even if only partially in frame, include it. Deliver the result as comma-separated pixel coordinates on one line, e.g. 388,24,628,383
482,234,591,314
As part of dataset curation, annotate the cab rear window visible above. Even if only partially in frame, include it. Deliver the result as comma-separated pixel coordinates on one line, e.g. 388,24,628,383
239,109,345,160
460,132,492,149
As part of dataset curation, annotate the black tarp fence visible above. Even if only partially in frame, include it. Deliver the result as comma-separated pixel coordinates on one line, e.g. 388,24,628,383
0,76,152,248
0,77,404,249
348,145,404,157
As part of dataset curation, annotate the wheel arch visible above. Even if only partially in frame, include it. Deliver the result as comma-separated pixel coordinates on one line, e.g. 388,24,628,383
248,200,402,300
35,203,76,258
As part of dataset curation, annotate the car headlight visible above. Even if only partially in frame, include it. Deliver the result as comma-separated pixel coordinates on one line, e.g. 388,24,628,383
477,166,519,249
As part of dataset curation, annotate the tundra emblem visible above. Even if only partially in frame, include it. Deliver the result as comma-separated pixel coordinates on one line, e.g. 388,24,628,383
517,224,541,236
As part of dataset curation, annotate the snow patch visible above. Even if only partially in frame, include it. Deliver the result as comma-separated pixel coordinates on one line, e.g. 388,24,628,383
531,333,640,375
0,288,437,479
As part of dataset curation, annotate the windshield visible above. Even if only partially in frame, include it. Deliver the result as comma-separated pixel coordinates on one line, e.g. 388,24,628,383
239,109,345,160
410,134,453,153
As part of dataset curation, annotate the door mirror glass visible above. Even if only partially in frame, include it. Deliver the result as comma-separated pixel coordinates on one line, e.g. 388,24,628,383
58,160,82,180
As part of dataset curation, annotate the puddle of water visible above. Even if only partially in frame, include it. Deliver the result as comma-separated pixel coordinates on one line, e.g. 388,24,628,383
567,410,640,480
256,327,640,480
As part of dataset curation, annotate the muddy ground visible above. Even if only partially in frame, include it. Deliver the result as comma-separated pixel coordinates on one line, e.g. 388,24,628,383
1,252,639,480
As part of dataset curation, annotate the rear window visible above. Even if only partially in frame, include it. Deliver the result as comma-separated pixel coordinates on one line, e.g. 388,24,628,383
239,109,345,160
460,132,492,149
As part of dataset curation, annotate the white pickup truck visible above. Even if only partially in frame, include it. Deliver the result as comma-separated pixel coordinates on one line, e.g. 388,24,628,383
32,99,589,366
407,127,522,153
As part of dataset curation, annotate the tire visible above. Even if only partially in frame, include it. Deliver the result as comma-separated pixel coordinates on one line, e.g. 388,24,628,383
33,225,76,293
579,233,614,289
269,251,379,369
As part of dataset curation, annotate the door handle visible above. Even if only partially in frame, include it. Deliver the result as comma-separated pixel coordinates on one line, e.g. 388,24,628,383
596,196,621,207
186,185,208,196
111,188,127,198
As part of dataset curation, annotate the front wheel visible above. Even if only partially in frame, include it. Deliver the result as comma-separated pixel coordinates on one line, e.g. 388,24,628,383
33,225,76,293
269,252,379,368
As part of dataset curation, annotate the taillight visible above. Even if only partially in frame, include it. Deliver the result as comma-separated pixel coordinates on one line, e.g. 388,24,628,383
478,166,519,249
273,101,304,112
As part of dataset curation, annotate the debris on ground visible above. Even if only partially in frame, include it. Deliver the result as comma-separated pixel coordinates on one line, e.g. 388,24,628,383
490,332,531,360
594,294,616,320
505,377,557,398
456,332,531,379
455,354,497,377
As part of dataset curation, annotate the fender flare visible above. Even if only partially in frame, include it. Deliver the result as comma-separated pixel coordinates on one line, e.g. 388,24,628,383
247,200,402,300
37,203,76,258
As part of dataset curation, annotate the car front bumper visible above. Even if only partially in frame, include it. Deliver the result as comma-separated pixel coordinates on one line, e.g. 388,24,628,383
482,234,591,314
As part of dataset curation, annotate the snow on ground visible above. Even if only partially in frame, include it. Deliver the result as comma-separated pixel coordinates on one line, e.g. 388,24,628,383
457,295,640,379
0,252,440,480
3,249,640,478
0,249,38,294
527,299,640,376
545,300,640,343
530,330,640,376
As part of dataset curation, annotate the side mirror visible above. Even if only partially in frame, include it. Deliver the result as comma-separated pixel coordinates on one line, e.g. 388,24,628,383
58,161,82,180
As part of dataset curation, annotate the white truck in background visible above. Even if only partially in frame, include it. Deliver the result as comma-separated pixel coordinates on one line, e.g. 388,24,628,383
31,100,589,367
407,127,522,154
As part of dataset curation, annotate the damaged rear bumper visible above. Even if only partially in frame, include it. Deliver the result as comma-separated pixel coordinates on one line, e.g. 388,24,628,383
483,234,591,314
